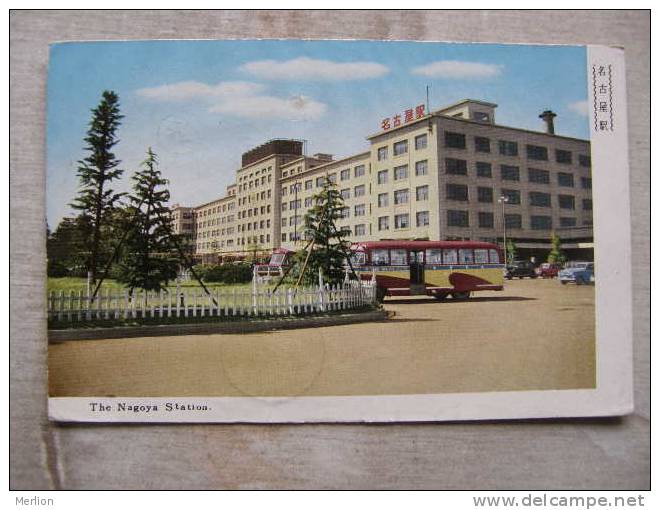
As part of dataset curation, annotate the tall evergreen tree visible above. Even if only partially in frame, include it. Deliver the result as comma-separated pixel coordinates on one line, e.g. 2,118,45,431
115,148,180,293
295,178,351,286
46,216,92,277
70,90,124,284
505,238,518,265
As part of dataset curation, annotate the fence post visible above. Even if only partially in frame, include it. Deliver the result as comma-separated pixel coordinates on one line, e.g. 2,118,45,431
68,290,74,321
232,288,237,317
287,288,293,315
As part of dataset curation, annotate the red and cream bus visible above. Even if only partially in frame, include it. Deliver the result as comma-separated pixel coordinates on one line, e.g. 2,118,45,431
348,240,504,301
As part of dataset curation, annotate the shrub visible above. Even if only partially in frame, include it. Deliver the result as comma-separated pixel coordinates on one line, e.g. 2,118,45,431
198,263,253,284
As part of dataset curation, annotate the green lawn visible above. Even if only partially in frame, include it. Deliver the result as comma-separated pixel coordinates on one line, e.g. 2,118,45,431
47,277,258,295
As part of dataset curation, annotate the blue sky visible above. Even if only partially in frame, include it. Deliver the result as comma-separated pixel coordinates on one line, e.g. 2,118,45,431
47,40,588,227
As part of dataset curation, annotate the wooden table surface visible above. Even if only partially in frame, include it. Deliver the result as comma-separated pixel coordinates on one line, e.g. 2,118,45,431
10,10,650,489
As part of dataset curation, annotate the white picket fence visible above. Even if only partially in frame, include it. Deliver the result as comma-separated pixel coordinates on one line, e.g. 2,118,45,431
47,280,377,323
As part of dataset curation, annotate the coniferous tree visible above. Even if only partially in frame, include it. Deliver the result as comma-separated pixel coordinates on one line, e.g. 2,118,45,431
115,148,180,293
295,178,351,286
70,90,124,284
505,238,518,266
47,216,92,277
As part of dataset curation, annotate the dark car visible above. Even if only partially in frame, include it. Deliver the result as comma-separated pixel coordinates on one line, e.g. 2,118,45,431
505,260,538,279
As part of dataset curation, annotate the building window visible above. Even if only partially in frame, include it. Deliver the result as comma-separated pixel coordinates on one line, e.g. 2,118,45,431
558,172,575,187
354,224,366,236
474,136,491,153
579,154,591,167
478,211,494,229
377,169,389,184
416,185,429,201
416,211,430,227
446,158,468,175
394,189,409,205
415,160,428,176
444,131,466,149
354,165,366,177
377,146,388,161
340,169,350,181
446,183,468,201
305,180,312,190
340,188,350,200
281,203,287,212
394,214,410,229
281,234,287,242
500,165,520,181
378,193,389,207
529,191,551,207
477,187,493,203
281,218,287,227
447,210,469,227
394,165,408,180
354,184,366,197
558,194,575,210
560,217,577,227
316,176,326,187
530,215,553,230
499,140,519,156
526,144,548,161
501,188,521,205
339,207,350,219
328,173,337,184
415,134,428,150
378,216,389,231
583,198,593,211
528,167,550,184
354,204,366,217
581,177,592,189
393,140,408,156
304,197,312,207
505,214,522,229
556,149,573,164
476,162,492,178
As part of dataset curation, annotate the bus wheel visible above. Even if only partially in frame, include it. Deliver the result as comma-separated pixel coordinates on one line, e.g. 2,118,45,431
376,287,387,303
451,291,471,300
433,292,449,301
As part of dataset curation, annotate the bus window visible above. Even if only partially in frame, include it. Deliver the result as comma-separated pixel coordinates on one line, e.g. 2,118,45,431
372,249,390,265
350,252,366,266
270,253,285,265
391,249,407,265
489,249,500,263
426,249,442,264
458,249,474,264
443,249,458,264
474,249,489,264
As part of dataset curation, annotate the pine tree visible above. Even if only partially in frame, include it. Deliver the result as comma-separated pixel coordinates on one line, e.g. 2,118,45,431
295,178,350,286
70,90,124,284
46,216,92,277
115,148,180,293
547,233,567,265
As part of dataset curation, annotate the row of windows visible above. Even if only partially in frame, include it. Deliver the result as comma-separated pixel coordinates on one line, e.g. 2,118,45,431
238,189,271,206
280,164,369,196
197,226,236,238
446,210,589,230
237,219,272,232
445,158,591,188
238,173,272,191
237,205,272,219
376,133,428,162
376,211,430,230
443,131,591,167
196,215,235,228
370,247,500,266
444,184,591,210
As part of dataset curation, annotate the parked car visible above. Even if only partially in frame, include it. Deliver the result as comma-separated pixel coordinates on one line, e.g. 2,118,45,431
536,262,561,279
505,260,538,279
558,262,595,285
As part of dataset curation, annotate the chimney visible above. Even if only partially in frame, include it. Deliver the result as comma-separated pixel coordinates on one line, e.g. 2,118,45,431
539,110,557,135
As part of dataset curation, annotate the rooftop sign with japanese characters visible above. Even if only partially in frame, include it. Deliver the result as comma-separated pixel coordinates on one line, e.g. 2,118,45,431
381,104,426,131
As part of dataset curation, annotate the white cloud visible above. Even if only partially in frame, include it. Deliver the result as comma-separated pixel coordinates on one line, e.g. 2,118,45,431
136,81,265,101
568,100,589,117
136,80,326,121
411,60,503,79
239,57,390,81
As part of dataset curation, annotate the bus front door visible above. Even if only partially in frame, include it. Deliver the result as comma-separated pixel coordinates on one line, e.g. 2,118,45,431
409,250,426,295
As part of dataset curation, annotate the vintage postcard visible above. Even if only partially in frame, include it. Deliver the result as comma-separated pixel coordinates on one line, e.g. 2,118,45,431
46,40,632,422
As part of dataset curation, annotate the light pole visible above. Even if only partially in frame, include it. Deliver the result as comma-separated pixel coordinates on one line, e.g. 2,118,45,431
498,195,510,265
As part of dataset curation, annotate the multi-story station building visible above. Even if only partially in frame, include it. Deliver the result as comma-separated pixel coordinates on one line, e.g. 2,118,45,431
172,99,594,263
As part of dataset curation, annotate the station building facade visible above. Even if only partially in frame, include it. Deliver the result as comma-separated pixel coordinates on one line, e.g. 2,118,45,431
172,99,594,263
